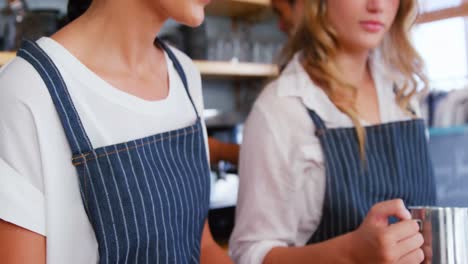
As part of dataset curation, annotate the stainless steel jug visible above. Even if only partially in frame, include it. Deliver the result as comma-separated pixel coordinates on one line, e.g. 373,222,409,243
410,207,468,264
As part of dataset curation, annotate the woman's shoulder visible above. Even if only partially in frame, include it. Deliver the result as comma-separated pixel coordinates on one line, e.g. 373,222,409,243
253,57,312,118
250,78,311,137
0,56,50,108
162,44,204,109
163,44,201,85
164,44,200,80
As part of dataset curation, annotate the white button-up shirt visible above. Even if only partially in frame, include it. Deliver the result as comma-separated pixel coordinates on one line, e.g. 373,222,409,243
229,52,420,264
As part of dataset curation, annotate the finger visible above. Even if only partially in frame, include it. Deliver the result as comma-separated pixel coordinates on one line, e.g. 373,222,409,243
387,220,420,242
397,248,424,264
369,199,411,221
395,233,424,259
422,244,433,261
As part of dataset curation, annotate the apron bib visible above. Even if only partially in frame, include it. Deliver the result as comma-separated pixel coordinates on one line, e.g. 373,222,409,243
18,39,210,264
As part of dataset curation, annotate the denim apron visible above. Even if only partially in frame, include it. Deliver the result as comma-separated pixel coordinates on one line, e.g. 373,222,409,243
18,39,210,264
306,110,436,244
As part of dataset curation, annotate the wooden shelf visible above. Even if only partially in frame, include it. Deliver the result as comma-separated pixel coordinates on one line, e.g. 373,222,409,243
2,54,278,79
194,60,279,79
2,51,278,79
0,52,16,66
418,3,468,24
205,0,271,18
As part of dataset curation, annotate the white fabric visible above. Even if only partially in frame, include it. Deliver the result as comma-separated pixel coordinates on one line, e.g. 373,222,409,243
0,37,208,264
229,53,420,264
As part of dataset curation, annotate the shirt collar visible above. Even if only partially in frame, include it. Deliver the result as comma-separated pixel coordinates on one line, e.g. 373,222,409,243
275,50,398,125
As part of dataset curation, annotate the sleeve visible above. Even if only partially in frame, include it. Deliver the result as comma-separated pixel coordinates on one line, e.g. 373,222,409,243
0,68,46,236
229,104,303,264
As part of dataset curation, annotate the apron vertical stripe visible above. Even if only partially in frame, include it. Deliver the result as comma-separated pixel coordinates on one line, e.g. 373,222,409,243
83,159,109,263
146,141,172,263
113,145,141,263
153,137,179,262
307,110,436,244
166,134,190,260
184,127,203,257
175,132,196,259
133,140,159,263
341,129,361,229
104,149,130,263
94,155,120,263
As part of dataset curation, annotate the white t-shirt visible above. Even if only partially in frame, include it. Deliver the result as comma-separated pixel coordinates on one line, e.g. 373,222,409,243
0,37,209,264
229,53,422,264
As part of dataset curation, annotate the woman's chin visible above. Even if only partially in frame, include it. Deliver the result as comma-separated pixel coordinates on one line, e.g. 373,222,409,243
178,10,205,28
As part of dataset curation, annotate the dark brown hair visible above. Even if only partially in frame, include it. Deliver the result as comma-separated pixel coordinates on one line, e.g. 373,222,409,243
67,0,92,22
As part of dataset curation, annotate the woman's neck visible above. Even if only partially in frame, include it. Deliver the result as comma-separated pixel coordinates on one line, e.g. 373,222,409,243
334,49,372,87
52,0,167,74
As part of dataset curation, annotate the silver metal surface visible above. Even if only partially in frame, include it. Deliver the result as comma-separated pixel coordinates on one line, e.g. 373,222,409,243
410,207,468,264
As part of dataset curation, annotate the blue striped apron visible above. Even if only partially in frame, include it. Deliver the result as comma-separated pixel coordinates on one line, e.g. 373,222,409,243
306,110,436,244
18,39,211,263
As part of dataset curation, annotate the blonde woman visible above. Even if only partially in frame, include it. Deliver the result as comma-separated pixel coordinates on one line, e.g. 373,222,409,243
230,0,435,263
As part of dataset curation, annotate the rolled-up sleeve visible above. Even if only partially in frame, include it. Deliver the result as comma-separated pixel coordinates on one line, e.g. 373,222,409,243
0,159,45,235
229,104,301,264
0,93,46,236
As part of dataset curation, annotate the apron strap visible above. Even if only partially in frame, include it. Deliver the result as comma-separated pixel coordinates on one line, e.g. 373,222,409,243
307,109,327,136
17,39,94,155
156,38,201,119
17,39,200,154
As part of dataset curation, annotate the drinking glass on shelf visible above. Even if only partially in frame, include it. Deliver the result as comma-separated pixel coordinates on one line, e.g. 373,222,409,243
260,42,276,64
237,23,252,62
207,37,217,61
251,40,264,63
215,35,234,61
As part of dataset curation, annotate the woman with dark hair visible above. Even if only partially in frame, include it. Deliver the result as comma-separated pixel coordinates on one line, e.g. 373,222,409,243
0,0,232,263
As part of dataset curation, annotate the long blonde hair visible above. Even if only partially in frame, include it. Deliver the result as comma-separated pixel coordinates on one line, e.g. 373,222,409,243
281,0,428,158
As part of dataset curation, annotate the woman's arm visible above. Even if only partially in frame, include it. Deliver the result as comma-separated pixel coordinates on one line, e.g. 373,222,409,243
263,200,425,264
229,103,317,264
200,221,233,264
0,220,46,264
264,232,354,264
208,137,240,165
0,85,47,264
